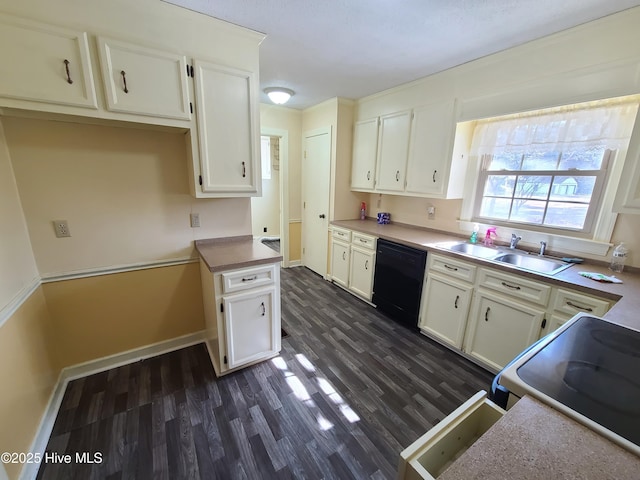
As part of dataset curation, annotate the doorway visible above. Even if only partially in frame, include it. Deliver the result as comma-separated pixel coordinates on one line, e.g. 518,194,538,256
251,128,289,266
302,127,331,277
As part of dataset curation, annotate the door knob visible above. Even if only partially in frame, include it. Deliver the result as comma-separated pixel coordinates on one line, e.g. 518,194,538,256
319,214,326,219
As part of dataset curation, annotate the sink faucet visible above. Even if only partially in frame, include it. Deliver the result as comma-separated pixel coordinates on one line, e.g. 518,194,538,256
539,241,547,256
510,234,522,249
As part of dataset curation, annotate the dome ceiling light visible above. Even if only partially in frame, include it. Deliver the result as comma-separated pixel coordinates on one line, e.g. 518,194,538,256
264,87,294,105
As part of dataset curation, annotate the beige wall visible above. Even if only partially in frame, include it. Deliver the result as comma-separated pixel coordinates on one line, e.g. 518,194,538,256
288,221,302,262
0,288,58,480
0,120,38,311
357,8,640,267
43,263,204,367
251,138,281,238
4,117,251,276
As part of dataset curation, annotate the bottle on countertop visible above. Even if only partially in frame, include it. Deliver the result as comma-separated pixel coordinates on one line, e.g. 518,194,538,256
609,242,628,273
470,223,479,244
483,227,497,246
360,202,366,220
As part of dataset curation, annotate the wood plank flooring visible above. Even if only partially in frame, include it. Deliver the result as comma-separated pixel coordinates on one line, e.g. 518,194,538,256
37,266,493,479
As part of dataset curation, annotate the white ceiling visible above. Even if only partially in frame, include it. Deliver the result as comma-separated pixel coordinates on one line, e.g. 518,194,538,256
164,0,640,109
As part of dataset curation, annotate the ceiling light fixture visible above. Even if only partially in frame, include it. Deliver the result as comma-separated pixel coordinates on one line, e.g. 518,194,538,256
264,87,294,105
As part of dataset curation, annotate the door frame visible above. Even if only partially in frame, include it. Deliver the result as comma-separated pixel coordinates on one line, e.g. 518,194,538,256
260,127,289,267
302,126,332,278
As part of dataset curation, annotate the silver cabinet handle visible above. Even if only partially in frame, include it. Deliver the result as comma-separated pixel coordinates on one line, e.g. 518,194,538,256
395,170,400,181
359,238,367,243
432,170,437,183
444,264,458,271
242,161,246,178
241,275,257,282
120,70,129,93
365,260,369,270
366,170,371,180
342,251,346,260
566,301,593,312
64,59,73,84
454,295,459,309
260,302,266,316
501,281,521,290
485,306,490,321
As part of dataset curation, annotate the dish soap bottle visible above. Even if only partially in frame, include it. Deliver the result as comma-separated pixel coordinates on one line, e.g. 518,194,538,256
610,242,628,273
483,227,497,246
470,224,479,244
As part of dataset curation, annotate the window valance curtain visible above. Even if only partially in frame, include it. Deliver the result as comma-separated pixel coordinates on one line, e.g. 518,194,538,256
470,101,639,157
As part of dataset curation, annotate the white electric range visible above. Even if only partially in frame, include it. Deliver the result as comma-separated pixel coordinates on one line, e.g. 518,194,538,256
495,312,640,456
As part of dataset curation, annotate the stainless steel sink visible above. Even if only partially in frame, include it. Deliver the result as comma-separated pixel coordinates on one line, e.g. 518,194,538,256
492,253,571,275
446,242,499,259
440,241,572,275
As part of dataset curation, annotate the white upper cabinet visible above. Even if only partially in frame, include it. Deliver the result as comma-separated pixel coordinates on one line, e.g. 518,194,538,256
192,60,260,196
351,117,379,191
376,110,412,192
0,13,97,109
97,37,191,120
406,99,466,198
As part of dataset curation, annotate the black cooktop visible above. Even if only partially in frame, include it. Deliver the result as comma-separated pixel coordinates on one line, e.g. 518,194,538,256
516,316,640,447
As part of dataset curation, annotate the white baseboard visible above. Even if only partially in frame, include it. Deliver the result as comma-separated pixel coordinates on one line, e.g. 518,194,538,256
20,330,206,480
287,260,302,267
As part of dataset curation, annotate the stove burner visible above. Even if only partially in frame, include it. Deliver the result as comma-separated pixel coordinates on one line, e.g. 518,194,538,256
558,360,640,416
589,328,640,357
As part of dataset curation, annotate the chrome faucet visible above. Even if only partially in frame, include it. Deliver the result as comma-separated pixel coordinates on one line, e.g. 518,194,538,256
510,233,522,249
539,241,547,256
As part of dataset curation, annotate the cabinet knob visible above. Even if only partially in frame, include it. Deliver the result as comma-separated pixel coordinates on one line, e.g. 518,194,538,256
63,59,73,84
319,214,326,219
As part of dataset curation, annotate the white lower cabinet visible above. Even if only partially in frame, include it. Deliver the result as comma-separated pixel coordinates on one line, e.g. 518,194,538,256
330,227,376,301
464,289,545,372
419,273,472,349
200,260,281,376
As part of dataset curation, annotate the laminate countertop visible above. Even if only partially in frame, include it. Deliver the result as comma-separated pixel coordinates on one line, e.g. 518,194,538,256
332,219,640,331
438,395,640,480
195,236,282,272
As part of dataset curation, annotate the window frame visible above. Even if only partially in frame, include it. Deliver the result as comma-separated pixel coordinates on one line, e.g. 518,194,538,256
472,150,613,237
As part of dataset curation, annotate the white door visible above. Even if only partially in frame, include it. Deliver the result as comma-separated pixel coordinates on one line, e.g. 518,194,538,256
302,127,331,276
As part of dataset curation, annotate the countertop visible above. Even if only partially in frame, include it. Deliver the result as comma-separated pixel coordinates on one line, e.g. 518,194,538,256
195,236,282,272
438,396,640,480
332,219,640,331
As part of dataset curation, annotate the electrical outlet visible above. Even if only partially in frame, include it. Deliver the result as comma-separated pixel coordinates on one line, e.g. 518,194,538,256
263,227,267,233
427,206,436,220
190,213,200,228
53,220,71,238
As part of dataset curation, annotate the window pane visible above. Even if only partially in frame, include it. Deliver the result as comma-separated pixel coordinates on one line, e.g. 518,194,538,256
515,175,551,200
557,148,605,170
549,176,595,202
510,199,546,224
480,197,512,219
488,152,521,170
544,202,589,229
521,151,560,170
484,175,515,197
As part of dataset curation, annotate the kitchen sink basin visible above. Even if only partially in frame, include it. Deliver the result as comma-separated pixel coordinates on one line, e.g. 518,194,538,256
440,241,572,275
492,253,571,275
446,242,499,258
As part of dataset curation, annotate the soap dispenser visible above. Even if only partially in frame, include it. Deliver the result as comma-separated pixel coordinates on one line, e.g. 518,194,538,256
470,224,479,244
484,227,497,246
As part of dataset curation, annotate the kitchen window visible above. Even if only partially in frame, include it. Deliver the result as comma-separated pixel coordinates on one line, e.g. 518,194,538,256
470,99,639,237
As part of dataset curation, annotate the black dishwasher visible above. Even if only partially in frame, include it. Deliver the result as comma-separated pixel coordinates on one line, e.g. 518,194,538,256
372,239,427,328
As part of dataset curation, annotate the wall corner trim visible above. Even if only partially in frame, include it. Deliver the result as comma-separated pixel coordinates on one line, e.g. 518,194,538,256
19,330,206,480
0,276,41,328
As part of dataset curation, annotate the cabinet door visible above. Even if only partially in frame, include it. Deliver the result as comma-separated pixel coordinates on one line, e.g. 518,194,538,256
0,14,97,109
406,99,456,196
331,240,350,288
375,110,411,192
224,286,279,369
464,290,545,372
348,246,375,300
97,37,191,120
194,60,259,195
351,118,378,191
419,274,472,349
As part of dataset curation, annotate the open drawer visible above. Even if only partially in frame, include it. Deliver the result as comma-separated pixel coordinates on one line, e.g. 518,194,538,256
398,391,505,480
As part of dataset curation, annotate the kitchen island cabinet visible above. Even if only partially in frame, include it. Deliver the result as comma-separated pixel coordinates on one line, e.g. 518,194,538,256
196,237,282,376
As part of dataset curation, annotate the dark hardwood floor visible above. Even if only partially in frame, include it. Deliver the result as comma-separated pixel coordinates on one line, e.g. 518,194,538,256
37,266,493,479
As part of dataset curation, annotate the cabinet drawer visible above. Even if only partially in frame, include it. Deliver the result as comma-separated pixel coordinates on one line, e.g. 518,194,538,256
332,227,352,242
429,254,477,283
477,268,551,306
221,264,276,294
352,232,376,250
552,288,610,317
